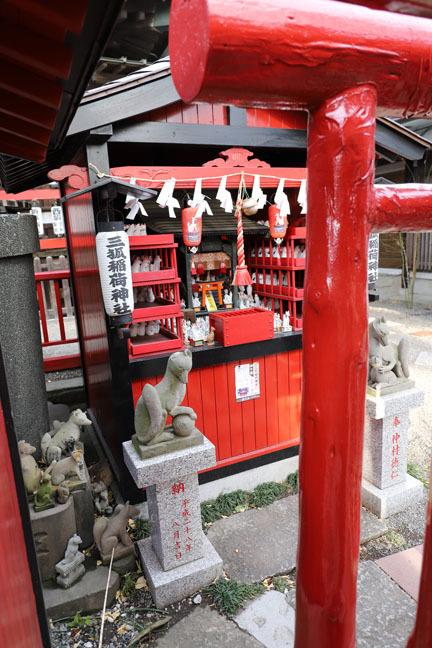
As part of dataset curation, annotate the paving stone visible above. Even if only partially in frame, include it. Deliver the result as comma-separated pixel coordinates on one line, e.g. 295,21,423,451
360,507,388,543
356,561,417,647
206,496,298,583
376,545,423,601
235,590,295,647
43,565,120,619
285,561,417,648
207,496,386,583
155,605,263,648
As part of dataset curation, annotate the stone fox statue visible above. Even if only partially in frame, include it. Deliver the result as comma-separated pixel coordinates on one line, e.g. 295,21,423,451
93,502,139,556
368,317,410,387
134,349,197,446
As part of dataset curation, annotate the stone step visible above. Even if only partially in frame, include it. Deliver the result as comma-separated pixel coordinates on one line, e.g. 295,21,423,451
206,494,387,583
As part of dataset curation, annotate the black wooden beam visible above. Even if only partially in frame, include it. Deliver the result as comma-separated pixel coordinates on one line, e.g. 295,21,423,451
68,74,180,137
375,121,429,161
110,121,307,149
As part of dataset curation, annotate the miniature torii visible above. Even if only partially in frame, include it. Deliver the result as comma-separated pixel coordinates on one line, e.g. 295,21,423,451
169,2,432,647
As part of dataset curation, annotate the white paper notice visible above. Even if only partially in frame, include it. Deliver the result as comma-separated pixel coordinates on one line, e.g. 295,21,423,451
235,363,260,402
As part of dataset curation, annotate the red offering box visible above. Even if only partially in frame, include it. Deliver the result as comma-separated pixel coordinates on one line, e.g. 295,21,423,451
209,308,274,347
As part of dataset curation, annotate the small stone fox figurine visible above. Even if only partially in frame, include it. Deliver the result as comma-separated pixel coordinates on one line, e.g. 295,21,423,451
93,502,139,559
134,349,197,446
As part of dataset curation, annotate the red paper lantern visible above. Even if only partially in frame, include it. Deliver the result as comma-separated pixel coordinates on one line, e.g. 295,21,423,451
182,207,202,249
269,204,288,242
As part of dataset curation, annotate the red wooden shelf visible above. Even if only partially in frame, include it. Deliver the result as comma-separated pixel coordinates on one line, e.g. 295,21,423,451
249,258,306,270
132,268,177,284
129,234,177,249
133,297,181,321
129,327,184,356
253,284,303,301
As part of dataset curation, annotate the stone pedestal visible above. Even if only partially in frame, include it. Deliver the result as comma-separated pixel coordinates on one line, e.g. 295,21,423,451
362,388,424,518
55,552,85,588
31,496,77,580
123,434,223,608
0,213,49,453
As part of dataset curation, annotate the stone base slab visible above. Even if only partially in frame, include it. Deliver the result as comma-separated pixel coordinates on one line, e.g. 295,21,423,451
362,475,424,519
57,564,85,589
43,566,120,619
138,535,222,608
100,544,135,565
366,388,424,420
123,433,216,489
132,427,203,460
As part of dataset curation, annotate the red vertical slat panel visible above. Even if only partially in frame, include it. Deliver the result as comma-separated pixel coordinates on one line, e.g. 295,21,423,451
252,108,270,127
240,358,256,454
199,366,218,456
265,354,279,446
227,360,244,457
186,368,204,434
197,104,214,124
54,280,66,340
288,349,302,440
246,108,256,126
36,281,49,343
181,103,199,123
254,357,268,450
268,109,284,128
212,104,227,125
0,401,43,648
166,104,183,122
213,363,231,460
147,107,168,122
277,351,291,443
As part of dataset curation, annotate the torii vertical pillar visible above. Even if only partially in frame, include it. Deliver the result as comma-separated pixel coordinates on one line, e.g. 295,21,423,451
297,85,376,646
169,1,432,646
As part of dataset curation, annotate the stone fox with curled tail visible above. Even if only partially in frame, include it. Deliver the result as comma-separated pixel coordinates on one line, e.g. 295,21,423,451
368,317,410,388
134,349,197,446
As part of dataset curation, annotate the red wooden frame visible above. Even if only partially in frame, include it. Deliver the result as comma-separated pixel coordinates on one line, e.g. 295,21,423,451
111,147,306,189
0,397,43,647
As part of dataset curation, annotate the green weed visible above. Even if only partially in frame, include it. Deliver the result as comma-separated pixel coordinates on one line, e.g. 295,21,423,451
122,571,140,597
249,481,287,508
272,576,292,593
286,470,299,494
67,610,91,629
132,517,151,540
205,577,265,615
201,490,247,524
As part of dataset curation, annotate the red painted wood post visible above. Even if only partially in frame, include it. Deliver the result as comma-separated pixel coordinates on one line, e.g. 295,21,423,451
296,85,376,648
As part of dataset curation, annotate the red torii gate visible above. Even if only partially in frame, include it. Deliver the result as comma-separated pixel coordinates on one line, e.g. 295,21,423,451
169,2,432,647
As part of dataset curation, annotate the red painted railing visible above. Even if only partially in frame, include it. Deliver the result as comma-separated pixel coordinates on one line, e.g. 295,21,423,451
34,267,81,372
